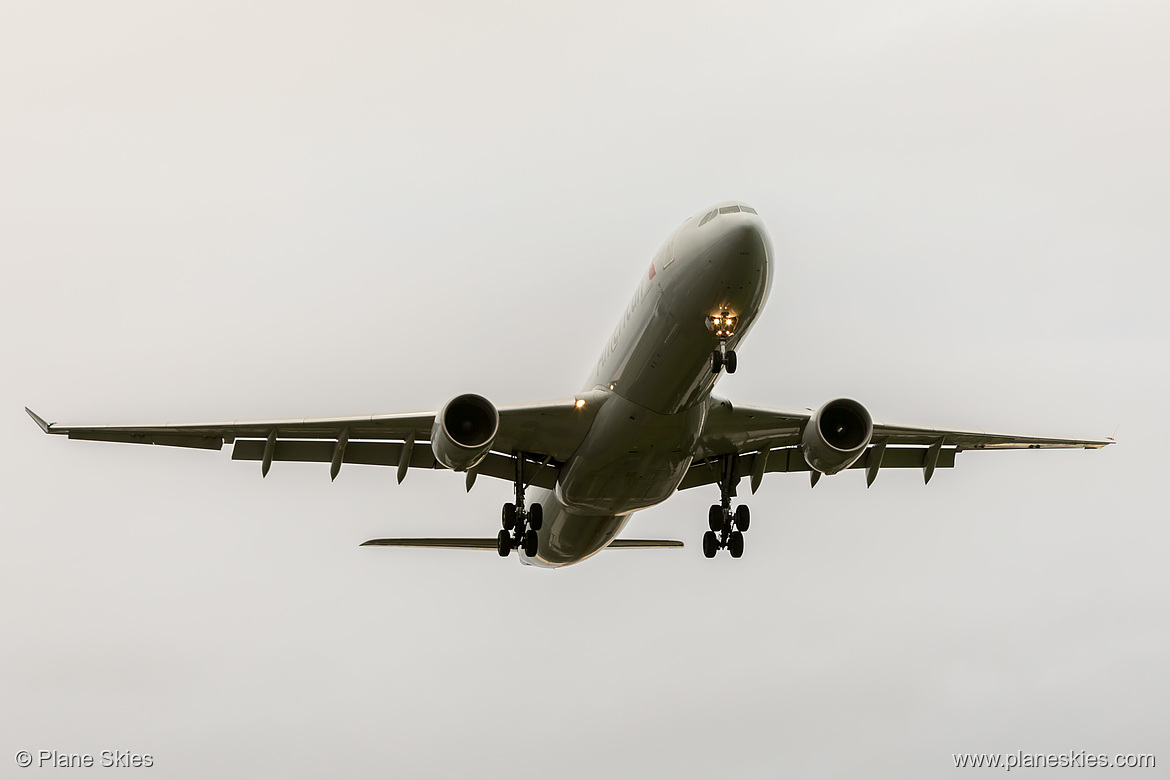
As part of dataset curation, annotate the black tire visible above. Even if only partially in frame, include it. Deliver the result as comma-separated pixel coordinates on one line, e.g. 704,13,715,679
497,529,511,557
708,505,724,532
734,505,750,532
725,350,738,374
502,503,517,530
711,349,723,373
523,529,539,557
528,503,543,531
729,531,745,558
702,530,719,558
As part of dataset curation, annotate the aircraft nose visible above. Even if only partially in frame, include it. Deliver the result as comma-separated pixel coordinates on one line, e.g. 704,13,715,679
693,209,772,312
716,213,768,260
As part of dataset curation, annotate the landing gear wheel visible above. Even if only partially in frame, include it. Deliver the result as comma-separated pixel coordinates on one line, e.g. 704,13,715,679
708,505,724,532
497,529,512,557
502,503,517,530
734,505,750,531
707,452,750,560
528,503,543,531
522,529,539,557
729,531,745,558
711,349,723,374
702,530,719,558
725,350,737,374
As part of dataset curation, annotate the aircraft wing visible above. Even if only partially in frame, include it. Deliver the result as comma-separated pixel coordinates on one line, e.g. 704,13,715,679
25,394,605,489
682,398,1113,491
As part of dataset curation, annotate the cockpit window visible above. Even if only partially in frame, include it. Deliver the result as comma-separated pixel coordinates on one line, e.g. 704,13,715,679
701,204,757,225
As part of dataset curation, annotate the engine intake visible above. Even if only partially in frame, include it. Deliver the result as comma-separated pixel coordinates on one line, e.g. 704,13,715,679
430,394,499,472
802,398,873,475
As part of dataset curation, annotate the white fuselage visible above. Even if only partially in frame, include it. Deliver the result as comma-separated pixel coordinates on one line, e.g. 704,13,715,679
525,203,773,567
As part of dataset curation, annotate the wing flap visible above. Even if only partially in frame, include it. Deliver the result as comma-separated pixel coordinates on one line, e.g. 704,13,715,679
228,440,559,489
473,451,559,490
871,420,1112,449
678,445,959,490
230,439,440,469
67,429,224,450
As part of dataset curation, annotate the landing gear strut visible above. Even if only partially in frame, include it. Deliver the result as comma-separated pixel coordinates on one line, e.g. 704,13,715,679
702,454,750,559
707,310,738,374
497,454,542,558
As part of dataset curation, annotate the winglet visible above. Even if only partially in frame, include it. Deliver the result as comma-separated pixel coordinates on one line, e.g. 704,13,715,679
25,407,52,433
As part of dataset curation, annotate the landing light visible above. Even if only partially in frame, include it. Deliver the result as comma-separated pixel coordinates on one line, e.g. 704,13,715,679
705,310,738,338
575,399,586,409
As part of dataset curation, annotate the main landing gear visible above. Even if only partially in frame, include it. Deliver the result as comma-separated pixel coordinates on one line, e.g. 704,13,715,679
707,310,738,374
497,456,542,558
702,454,750,559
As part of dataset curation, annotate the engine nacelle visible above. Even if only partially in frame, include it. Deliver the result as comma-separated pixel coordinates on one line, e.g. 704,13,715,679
802,398,873,475
430,394,499,472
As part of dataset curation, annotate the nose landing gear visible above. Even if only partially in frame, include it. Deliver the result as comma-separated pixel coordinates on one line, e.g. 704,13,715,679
710,347,738,375
707,311,739,374
702,455,750,559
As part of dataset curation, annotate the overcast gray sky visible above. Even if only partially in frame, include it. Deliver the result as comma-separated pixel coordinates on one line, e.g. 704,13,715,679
2,1,1167,777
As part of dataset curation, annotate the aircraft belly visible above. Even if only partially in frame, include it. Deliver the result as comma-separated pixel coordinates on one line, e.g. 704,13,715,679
556,394,703,515
557,452,690,514
521,489,630,569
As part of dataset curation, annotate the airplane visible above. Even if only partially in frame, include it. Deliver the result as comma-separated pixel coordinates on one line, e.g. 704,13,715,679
25,201,1112,567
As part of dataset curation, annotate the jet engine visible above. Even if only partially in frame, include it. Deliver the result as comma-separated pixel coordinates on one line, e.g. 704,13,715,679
430,394,499,472
801,398,873,475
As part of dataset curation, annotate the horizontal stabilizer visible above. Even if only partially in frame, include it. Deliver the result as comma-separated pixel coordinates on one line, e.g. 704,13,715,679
360,538,685,550
607,539,684,549
361,538,498,549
